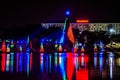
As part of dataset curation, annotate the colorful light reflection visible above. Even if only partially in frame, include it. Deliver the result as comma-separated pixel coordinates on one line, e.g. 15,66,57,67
40,53,44,72
30,53,32,71
76,69,88,80
76,53,89,80
54,52,58,72
16,53,19,72
19,52,23,72
10,52,14,73
1,53,6,72
24,52,30,76
108,54,114,79
6,54,10,72
99,54,103,71
59,53,66,80
49,54,52,73
94,53,97,68
66,53,75,80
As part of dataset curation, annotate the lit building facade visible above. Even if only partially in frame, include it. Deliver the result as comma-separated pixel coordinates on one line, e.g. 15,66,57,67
41,23,120,34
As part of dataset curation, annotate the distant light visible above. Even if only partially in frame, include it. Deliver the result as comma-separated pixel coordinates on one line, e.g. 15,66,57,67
17,41,19,43
66,11,70,16
21,41,23,44
41,39,44,42
49,39,52,42
110,29,115,33
76,19,89,23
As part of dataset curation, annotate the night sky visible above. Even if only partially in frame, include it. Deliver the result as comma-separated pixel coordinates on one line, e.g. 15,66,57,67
0,0,120,29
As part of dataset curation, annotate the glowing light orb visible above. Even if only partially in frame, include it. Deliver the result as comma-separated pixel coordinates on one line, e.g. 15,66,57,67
66,11,70,16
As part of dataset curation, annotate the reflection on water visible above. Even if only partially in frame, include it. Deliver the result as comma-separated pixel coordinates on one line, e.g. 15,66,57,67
10,52,14,73
49,54,51,73
19,52,23,72
6,53,10,72
0,52,120,80
76,53,89,80
94,53,97,68
99,53,103,71
40,53,44,73
1,53,6,72
59,53,66,80
109,55,114,79
54,52,58,72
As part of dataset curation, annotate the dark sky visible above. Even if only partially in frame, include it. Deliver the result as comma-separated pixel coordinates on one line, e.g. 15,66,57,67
0,0,120,28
